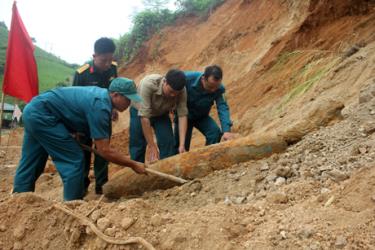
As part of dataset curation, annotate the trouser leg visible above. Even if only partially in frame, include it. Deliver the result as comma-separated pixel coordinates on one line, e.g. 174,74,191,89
129,107,147,163
152,114,175,159
195,116,222,145
37,122,85,201
81,137,92,190
93,154,108,189
13,130,49,192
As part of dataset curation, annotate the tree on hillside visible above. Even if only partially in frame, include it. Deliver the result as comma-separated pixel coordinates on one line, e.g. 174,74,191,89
175,0,225,15
143,0,170,10
0,21,7,29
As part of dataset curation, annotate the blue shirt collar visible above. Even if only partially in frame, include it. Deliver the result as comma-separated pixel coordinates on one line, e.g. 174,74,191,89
192,73,204,89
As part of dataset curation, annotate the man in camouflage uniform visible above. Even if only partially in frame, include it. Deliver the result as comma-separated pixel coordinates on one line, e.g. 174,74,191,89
73,37,117,194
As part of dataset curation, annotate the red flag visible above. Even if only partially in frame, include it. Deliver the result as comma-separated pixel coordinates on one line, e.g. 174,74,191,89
3,2,38,103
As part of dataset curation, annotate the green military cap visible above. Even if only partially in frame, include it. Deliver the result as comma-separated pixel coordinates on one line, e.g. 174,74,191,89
109,77,142,102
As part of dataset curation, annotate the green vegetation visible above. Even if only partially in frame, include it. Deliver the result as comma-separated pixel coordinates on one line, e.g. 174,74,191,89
114,0,226,63
34,47,76,92
114,9,177,62
269,51,303,74
0,22,76,104
0,22,8,76
176,0,225,16
276,53,340,110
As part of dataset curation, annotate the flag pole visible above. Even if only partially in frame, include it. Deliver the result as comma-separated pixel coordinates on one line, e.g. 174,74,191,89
0,92,5,145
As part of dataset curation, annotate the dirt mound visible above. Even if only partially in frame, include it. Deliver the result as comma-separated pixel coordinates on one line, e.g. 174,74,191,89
1,82,375,249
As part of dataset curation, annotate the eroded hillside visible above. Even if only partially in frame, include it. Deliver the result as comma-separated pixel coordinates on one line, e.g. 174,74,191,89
116,0,375,143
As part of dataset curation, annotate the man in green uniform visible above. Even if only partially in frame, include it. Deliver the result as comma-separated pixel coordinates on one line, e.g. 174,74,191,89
73,37,117,194
13,78,146,201
175,65,234,151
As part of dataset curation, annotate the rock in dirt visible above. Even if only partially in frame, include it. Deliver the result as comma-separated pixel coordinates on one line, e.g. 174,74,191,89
90,210,101,222
117,202,127,210
298,226,315,239
280,230,287,239
95,238,108,249
275,166,292,178
150,214,164,227
307,242,321,250
359,81,375,104
97,218,111,231
362,121,375,135
13,226,25,240
121,217,135,230
260,163,270,171
224,196,232,205
115,232,124,239
226,224,247,239
104,227,116,237
275,177,286,186
268,192,288,204
0,225,6,232
13,241,23,250
69,228,81,243
85,226,93,235
327,169,349,182
233,196,247,204
335,235,347,248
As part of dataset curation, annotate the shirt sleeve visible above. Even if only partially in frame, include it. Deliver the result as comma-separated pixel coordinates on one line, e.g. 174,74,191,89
86,98,111,139
138,78,154,118
176,88,188,117
216,87,232,132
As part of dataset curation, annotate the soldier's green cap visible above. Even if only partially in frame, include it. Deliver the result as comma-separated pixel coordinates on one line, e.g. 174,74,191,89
109,77,142,102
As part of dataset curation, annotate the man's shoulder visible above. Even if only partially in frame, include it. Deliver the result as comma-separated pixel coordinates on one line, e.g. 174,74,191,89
76,64,90,74
109,61,118,72
184,71,202,77
141,74,163,87
143,74,162,80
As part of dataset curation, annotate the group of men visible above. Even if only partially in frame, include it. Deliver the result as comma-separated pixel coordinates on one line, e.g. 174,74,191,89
12,37,234,201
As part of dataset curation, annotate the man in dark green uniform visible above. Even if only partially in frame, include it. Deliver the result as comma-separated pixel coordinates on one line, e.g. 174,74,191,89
174,65,234,151
73,37,117,195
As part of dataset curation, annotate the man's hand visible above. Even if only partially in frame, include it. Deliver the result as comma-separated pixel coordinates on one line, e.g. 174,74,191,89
222,132,235,141
148,144,160,163
178,145,186,154
131,162,147,174
112,110,119,121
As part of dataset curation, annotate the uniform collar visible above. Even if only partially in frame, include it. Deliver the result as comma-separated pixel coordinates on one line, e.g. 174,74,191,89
89,61,110,75
156,77,165,96
192,72,204,89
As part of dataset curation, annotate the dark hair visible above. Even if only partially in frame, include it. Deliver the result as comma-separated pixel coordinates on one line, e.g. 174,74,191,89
94,37,116,54
203,65,223,80
165,69,186,91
